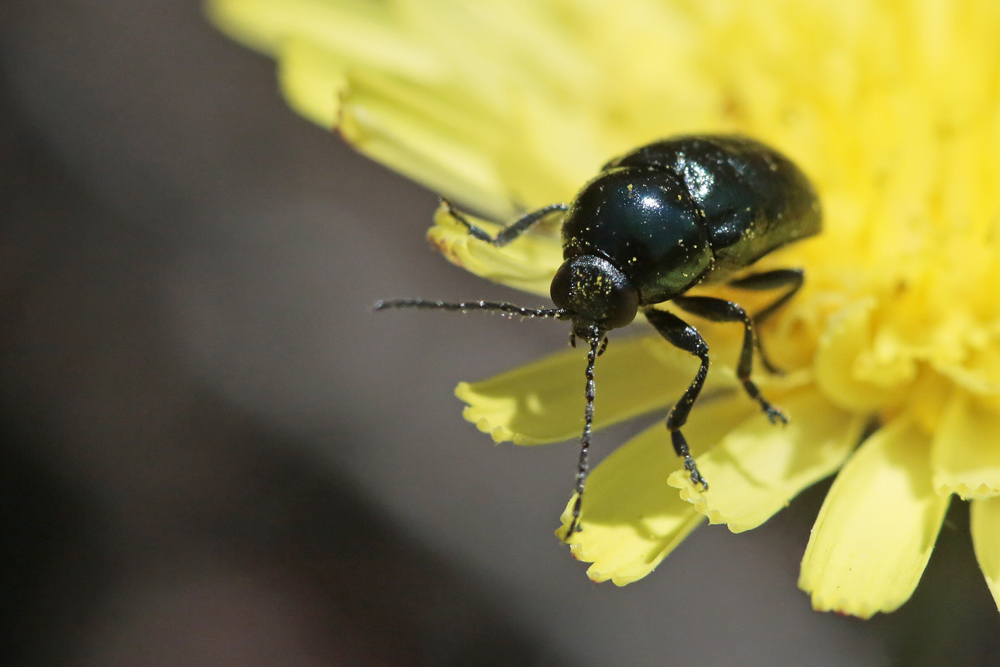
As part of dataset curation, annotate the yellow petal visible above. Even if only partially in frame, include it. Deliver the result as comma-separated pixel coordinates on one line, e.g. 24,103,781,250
207,0,443,79
276,38,346,128
340,84,514,220
799,419,951,618
970,496,1000,612
427,203,563,297
668,388,864,532
209,0,519,218
457,335,739,445
814,299,910,413
555,393,763,585
931,391,1000,499
556,424,704,586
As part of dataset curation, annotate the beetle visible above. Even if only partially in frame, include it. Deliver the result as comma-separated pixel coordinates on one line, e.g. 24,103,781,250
376,134,821,538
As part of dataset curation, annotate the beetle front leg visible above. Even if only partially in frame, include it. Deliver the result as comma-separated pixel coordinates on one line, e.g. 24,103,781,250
672,296,788,425
442,199,568,247
645,309,710,489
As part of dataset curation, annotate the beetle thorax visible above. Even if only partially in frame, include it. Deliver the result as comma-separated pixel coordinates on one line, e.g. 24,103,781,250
560,168,714,305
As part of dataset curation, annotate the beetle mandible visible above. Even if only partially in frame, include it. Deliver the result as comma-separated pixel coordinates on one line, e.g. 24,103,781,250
377,134,822,538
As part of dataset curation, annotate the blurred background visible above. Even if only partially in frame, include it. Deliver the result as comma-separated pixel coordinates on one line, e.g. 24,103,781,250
0,1,998,665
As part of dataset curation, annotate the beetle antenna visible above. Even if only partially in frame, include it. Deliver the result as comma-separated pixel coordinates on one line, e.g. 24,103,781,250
565,334,601,537
374,299,570,320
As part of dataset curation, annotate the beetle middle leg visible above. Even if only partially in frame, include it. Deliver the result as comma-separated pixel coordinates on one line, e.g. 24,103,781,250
645,308,710,489
728,268,804,374
671,296,788,425
442,199,568,247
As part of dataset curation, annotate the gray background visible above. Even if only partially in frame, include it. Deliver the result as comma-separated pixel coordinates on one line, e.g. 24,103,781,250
0,1,996,665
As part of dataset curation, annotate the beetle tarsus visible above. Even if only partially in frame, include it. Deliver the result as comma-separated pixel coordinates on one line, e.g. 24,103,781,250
684,455,708,490
762,402,789,425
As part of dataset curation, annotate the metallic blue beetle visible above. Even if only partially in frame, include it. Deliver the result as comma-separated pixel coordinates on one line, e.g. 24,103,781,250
378,135,821,538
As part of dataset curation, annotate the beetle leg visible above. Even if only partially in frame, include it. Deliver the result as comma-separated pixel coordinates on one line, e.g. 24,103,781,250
442,199,568,247
644,309,710,490
671,296,788,425
728,268,804,323
727,268,804,374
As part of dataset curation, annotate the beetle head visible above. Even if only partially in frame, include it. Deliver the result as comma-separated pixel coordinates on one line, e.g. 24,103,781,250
550,255,639,340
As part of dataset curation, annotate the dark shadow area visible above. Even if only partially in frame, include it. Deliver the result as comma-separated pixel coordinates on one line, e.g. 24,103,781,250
876,501,1000,667
0,72,563,666
0,420,107,666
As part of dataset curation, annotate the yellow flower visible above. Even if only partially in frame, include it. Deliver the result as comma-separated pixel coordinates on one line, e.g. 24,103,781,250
209,0,1000,618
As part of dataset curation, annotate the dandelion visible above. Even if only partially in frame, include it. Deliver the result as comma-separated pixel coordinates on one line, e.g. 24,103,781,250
209,0,1000,618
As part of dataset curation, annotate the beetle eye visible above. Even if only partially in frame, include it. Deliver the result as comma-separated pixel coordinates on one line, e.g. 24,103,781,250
551,256,639,330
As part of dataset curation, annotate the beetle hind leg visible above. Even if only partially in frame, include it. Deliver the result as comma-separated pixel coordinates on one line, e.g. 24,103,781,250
728,268,805,375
